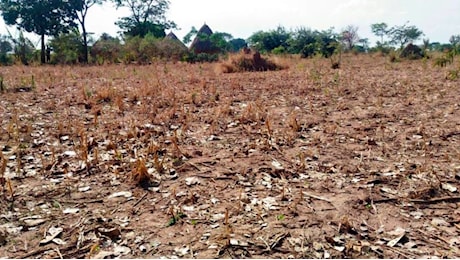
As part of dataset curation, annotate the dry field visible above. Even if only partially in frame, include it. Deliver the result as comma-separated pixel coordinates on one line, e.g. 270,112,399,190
0,54,459,258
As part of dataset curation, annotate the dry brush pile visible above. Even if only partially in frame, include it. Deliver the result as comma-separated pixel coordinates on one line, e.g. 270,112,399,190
0,54,460,258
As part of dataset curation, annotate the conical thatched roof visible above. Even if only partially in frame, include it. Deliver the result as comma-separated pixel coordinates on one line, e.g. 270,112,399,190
165,32,180,41
190,24,220,54
197,23,213,36
164,31,186,47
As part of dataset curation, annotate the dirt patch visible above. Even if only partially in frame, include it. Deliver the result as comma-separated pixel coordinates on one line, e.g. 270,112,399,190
0,55,459,258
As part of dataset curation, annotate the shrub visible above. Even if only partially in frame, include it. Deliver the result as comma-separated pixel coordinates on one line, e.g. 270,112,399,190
184,52,219,63
91,33,122,64
49,31,85,64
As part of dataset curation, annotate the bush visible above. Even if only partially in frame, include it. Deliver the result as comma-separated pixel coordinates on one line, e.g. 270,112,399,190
0,53,13,65
49,31,85,64
184,52,219,63
91,33,122,64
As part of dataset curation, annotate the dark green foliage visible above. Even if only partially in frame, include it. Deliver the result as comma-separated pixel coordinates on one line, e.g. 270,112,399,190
210,32,233,52
389,23,423,49
113,0,175,38
123,21,166,38
317,30,339,58
0,34,13,65
287,27,317,57
184,53,219,63
248,26,339,58
49,30,85,64
183,26,198,45
248,26,291,53
371,23,389,46
0,0,76,64
228,38,247,52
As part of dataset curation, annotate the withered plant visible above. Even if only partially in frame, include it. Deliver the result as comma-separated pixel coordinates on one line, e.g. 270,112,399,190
131,158,152,188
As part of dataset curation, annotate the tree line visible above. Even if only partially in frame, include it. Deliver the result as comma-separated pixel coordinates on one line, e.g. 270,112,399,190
0,0,459,65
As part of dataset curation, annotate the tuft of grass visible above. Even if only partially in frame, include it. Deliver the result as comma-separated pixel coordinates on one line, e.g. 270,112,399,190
131,158,152,188
167,207,187,227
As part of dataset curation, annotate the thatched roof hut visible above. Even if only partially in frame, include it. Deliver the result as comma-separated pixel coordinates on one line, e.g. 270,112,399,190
164,32,186,48
190,24,220,54
165,32,180,41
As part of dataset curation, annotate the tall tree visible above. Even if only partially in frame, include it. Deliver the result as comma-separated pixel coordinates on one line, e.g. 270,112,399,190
0,0,75,64
371,22,389,46
112,0,176,38
341,25,359,51
70,0,105,63
389,22,423,49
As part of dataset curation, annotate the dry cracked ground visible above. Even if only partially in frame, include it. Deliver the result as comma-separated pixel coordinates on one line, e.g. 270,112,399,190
0,54,460,258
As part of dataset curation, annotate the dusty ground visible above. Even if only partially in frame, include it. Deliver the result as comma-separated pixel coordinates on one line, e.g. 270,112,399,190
0,54,459,258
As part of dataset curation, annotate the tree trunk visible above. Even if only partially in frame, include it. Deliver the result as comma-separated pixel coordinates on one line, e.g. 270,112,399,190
40,34,46,64
82,25,88,64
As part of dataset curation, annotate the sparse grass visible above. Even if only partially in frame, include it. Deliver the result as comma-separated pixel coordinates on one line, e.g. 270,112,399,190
0,56,459,258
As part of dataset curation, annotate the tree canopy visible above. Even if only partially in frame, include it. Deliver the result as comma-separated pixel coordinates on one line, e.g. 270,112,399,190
113,0,176,38
0,0,76,63
389,22,424,49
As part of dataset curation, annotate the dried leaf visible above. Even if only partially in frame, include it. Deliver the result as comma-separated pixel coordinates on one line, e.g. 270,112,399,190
40,226,63,245
441,183,457,193
108,191,132,199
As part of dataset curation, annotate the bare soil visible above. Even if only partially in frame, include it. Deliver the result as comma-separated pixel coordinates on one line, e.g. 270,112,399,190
1,55,459,258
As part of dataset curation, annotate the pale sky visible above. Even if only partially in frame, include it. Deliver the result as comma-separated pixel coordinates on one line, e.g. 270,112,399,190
1,0,460,47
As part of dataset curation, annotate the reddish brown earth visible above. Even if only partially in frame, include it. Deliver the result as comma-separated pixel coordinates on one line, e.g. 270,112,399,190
0,54,459,258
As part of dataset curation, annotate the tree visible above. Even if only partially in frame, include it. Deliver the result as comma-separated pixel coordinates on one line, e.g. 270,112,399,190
450,35,460,45
49,29,85,64
341,25,360,51
0,0,76,64
69,0,105,63
247,26,291,53
228,38,247,52
287,27,317,56
0,34,12,54
388,22,423,49
112,0,176,38
355,38,370,53
9,30,35,65
209,32,233,52
316,28,339,58
0,34,13,65
183,26,198,44
371,22,389,46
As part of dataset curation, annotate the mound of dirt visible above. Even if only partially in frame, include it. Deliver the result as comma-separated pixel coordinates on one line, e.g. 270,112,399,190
400,43,425,60
219,49,287,73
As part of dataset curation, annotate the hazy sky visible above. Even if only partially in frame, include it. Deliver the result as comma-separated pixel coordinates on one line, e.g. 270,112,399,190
1,0,459,46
